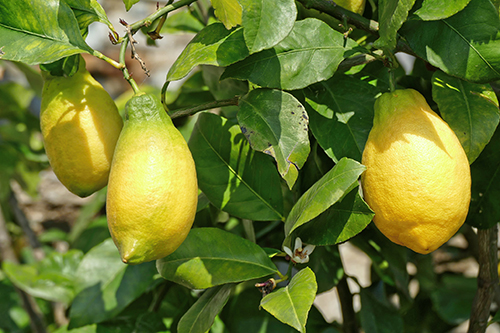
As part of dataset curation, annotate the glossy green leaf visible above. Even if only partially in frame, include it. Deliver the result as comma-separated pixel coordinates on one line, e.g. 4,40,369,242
400,0,500,83
239,0,297,54
156,228,278,289
68,239,157,329
413,0,471,20
0,0,93,65
305,74,379,163
222,18,360,90
260,267,317,333
467,126,500,229
177,284,233,333
295,188,374,246
123,0,140,11
359,285,404,333
212,0,242,29
238,89,310,189
188,112,284,221
167,23,249,81
65,0,113,33
284,158,366,237
375,0,415,51
2,250,83,304
432,70,499,164
430,275,477,325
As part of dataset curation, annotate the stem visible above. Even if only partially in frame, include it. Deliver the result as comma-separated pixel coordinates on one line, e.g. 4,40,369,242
169,97,240,119
92,50,124,70
337,276,358,333
129,0,198,33
119,35,141,94
296,0,379,36
468,225,499,333
389,69,396,92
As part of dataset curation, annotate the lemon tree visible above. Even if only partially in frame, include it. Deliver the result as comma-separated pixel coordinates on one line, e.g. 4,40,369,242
1,0,500,333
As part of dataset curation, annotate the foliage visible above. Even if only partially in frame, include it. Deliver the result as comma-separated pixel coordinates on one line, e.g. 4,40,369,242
1,0,500,332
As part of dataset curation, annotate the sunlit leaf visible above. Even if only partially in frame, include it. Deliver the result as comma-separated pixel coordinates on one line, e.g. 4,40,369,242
413,0,471,20
157,228,278,289
260,268,317,333
375,0,416,51
238,89,310,189
212,0,242,29
0,0,93,65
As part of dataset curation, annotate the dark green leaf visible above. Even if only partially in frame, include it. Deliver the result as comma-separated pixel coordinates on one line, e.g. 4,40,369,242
467,125,500,229
2,250,83,304
430,275,477,325
177,284,233,333
432,70,499,164
167,23,249,81
295,188,374,246
260,267,317,333
238,89,310,189
359,285,404,333
307,245,344,294
0,278,30,332
0,0,93,65
375,0,416,51
400,0,500,83
222,18,360,90
413,0,471,20
68,239,157,328
239,0,297,53
212,0,242,29
188,112,284,221
305,74,379,162
284,158,366,237
156,228,278,289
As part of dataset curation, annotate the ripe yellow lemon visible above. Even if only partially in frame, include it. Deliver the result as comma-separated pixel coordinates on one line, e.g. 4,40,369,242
361,89,471,254
40,57,123,197
106,93,198,264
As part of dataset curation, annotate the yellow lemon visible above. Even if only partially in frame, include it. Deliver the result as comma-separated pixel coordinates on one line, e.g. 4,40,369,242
106,93,198,264
40,57,123,197
361,89,471,254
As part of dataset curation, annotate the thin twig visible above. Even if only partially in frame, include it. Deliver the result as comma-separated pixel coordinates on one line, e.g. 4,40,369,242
169,96,240,119
336,276,358,333
468,225,499,333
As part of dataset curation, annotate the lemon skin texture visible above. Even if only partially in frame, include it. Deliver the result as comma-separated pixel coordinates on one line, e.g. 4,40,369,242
106,93,198,265
361,89,471,254
40,59,123,197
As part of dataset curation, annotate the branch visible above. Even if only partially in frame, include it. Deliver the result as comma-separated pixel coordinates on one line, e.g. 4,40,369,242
296,0,379,36
169,97,240,119
468,225,499,333
336,276,358,333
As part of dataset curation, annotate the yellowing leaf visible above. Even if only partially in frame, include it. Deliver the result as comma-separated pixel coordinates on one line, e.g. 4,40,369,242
211,0,242,29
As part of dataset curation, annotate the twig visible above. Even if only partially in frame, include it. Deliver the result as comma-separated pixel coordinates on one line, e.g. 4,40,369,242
169,96,240,119
468,225,499,333
336,276,358,333
120,19,150,77
296,0,379,36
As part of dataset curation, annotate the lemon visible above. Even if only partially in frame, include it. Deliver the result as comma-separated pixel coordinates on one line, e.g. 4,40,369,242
336,0,366,14
40,57,123,197
361,89,471,254
106,93,198,264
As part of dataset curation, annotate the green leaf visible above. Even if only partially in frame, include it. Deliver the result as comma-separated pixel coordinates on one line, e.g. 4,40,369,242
0,278,29,332
295,188,374,246
212,0,242,29
238,89,310,189
284,158,366,237
177,284,233,333
467,126,500,229
430,275,477,325
2,250,83,305
188,112,284,221
123,0,140,11
65,0,114,34
400,0,500,83
0,0,93,65
239,0,297,54
167,23,249,81
260,267,317,333
222,18,360,90
307,246,344,294
359,285,404,333
68,239,157,328
305,74,379,163
413,0,471,20
375,0,416,51
156,228,279,289
161,10,206,34
432,70,500,164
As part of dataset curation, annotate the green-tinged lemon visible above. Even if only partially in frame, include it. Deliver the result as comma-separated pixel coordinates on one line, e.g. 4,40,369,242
361,89,471,254
106,93,198,264
40,57,123,197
